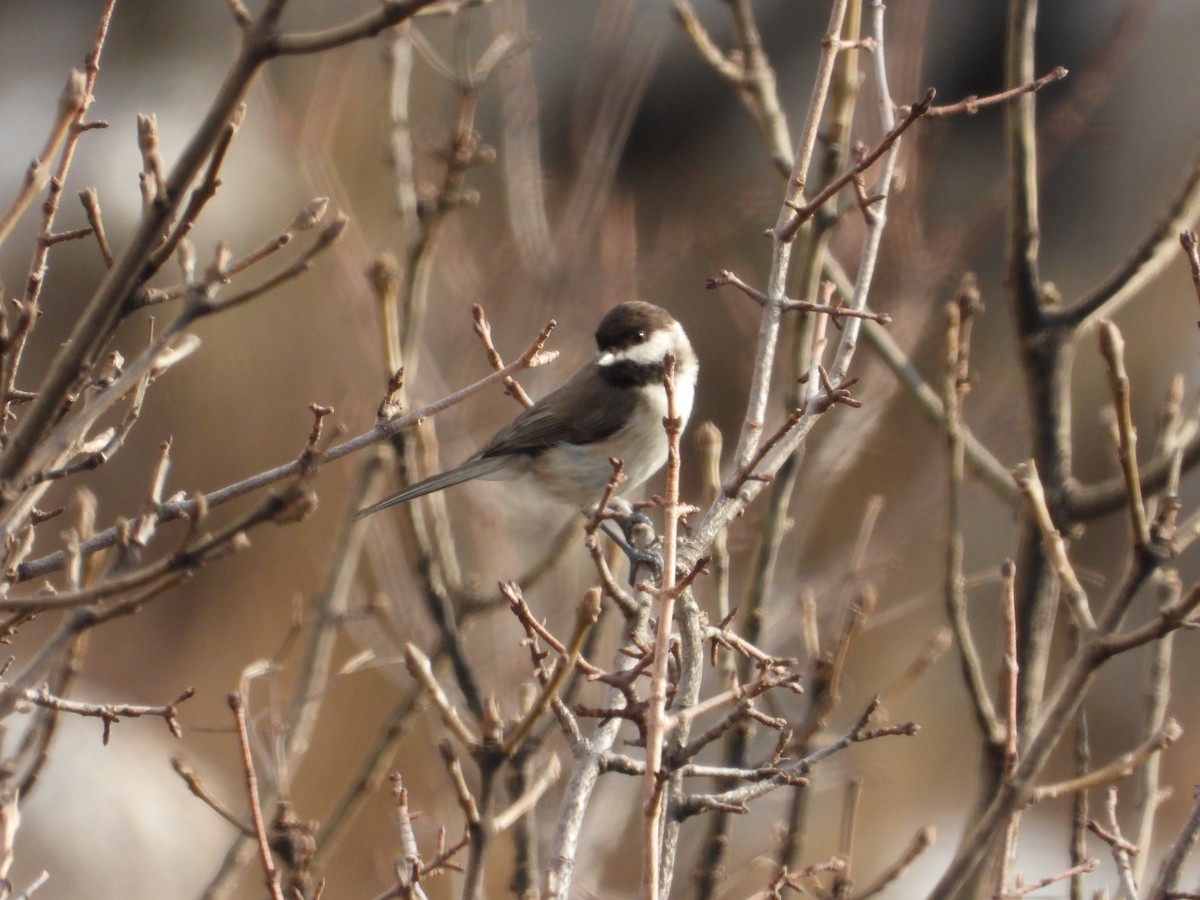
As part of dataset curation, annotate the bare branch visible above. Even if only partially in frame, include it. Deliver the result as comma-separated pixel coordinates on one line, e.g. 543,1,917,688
404,643,477,748
10,684,193,745
0,70,88,249
1031,719,1182,802
926,66,1067,118
1098,321,1151,547
774,88,935,242
229,692,286,900
14,319,558,583
1013,460,1097,632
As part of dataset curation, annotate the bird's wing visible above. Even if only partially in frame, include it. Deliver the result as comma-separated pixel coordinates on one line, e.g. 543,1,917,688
353,456,511,519
479,362,637,458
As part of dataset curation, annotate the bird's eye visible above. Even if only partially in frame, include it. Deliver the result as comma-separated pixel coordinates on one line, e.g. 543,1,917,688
635,330,647,343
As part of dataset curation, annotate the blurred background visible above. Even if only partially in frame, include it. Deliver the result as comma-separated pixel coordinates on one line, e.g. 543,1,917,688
1,0,1200,896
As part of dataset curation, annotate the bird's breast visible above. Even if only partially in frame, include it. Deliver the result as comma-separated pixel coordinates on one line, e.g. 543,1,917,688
531,375,694,507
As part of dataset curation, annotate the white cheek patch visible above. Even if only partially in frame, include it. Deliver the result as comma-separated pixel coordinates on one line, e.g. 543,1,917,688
599,322,686,368
627,325,680,366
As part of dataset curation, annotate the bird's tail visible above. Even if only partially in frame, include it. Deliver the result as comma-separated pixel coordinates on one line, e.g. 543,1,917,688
353,456,510,520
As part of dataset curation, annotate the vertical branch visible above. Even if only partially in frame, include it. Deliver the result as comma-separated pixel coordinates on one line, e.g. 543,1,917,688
1098,322,1150,547
786,0,862,401
1003,0,1072,745
389,774,431,900
693,6,861,889
834,778,863,896
827,0,901,386
995,559,1021,896
1182,230,1200,310
366,22,524,729
1069,706,1089,900
505,755,540,899
730,0,849,478
230,693,286,900
659,588,705,898
1131,571,1179,885
943,280,1003,750
641,355,682,900
696,422,730,672
545,605,653,899
1126,385,1186,880
1005,0,1044,336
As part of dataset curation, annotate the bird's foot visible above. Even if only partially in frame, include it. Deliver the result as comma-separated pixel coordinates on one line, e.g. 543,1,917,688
597,501,662,585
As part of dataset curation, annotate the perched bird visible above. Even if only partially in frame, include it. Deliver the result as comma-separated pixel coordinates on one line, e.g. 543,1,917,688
355,301,697,519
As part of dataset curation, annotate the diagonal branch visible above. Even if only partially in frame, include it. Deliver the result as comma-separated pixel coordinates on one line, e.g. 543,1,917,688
1054,146,1200,329
0,0,444,511
13,320,556,583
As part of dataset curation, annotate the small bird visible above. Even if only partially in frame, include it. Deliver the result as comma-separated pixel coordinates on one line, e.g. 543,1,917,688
355,301,697,519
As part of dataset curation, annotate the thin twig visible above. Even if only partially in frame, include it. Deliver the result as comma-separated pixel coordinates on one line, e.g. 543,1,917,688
490,754,561,834
1087,787,1140,899
1149,786,1200,900
404,643,477,747
1001,859,1098,897
926,66,1067,117
10,683,193,745
708,269,892,324
0,0,445,505
943,282,1003,744
642,354,683,900
725,0,849,482
0,71,89,249
388,774,431,900
502,585,601,754
1182,231,1200,312
774,88,935,242
856,826,936,899
13,320,557,583
1030,719,1181,802
1132,569,1179,885
1098,322,1151,547
1012,461,1097,632
0,0,115,438
1056,151,1200,329
229,692,286,900
173,756,253,835
678,698,918,816
472,304,533,407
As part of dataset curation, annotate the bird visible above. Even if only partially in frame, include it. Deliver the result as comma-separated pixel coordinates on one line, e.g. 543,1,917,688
354,301,697,520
